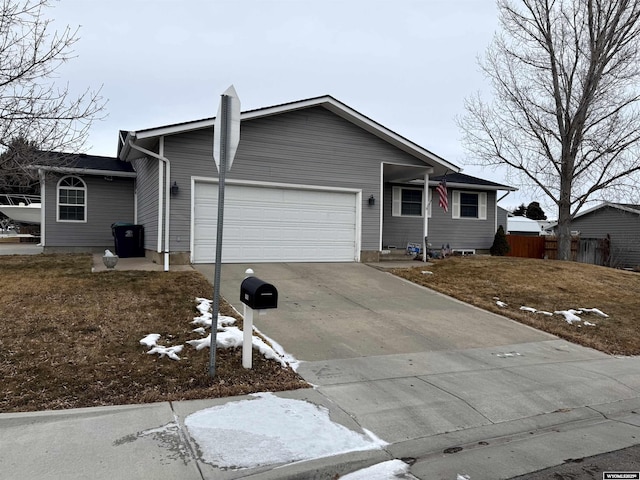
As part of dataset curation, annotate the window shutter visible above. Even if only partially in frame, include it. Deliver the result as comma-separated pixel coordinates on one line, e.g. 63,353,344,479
392,187,401,216
479,192,487,220
452,191,460,218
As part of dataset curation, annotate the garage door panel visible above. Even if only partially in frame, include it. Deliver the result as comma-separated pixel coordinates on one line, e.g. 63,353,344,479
193,182,358,263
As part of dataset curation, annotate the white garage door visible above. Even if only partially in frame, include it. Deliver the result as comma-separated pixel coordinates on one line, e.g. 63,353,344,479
193,182,359,263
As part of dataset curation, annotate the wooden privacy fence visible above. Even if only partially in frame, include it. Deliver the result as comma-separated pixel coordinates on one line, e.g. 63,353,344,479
506,235,610,265
506,235,545,259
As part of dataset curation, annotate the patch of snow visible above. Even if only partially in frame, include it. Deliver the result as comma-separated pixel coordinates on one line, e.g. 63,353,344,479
187,334,211,351
216,326,244,348
579,307,609,318
457,475,471,480
421,270,433,275
147,344,183,361
185,298,297,368
256,328,301,371
192,327,206,335
583,321,597,326
520,306,537,313
139,333,161,347
341,459,416,480
554,310,582,324
184,392,387,469
496,301,508,308
536,311,554,316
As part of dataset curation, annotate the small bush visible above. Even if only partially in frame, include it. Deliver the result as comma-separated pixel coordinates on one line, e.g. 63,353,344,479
490,225,510,256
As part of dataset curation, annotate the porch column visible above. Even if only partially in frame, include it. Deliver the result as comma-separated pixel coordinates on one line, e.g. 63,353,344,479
423,172,429,263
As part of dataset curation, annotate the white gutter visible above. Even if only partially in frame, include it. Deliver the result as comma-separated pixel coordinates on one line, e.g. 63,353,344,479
127,138,171,272
31,166,137,178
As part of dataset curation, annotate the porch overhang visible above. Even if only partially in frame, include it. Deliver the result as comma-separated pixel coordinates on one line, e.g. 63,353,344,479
383,163,434,183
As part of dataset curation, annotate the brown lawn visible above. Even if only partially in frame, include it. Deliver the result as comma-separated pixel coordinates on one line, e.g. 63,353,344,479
0,254,307,413
393,255,640,356
4,253,637,414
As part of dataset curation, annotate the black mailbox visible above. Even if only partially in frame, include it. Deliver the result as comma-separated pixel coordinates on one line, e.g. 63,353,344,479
240,276,278,310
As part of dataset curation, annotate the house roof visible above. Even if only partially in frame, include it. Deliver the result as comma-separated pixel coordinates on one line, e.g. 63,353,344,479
545,202,640,229
430,172,517,191
117,95,461,175
573,202,640,219
32,152,136,177
508,216,542,233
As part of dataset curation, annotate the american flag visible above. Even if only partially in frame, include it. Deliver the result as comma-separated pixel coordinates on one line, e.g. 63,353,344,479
436,179,448,212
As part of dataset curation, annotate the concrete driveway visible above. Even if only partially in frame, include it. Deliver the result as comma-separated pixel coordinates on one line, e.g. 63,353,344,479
192,263,640,479
195,262,553,362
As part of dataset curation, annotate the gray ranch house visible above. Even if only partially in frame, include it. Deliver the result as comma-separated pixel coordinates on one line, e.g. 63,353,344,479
38,96,516,268
563,202,640,269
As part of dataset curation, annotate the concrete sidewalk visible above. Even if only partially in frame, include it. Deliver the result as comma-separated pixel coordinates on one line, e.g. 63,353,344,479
1,262,639,479
2,339,638,479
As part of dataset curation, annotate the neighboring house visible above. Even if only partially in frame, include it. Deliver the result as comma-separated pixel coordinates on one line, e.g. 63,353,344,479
35,154,136,252
507,216,543,236
39,95,516,267
557,202,640,269
497,206,509,234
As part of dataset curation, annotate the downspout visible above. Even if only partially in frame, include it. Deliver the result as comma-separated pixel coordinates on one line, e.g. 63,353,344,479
497,191,512,232
159,138,171,272
157,153,164,254
38,169,46,247
423,172,429,263
127,138,171,272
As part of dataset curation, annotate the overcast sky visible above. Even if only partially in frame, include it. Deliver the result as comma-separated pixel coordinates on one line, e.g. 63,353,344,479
49,0,543,212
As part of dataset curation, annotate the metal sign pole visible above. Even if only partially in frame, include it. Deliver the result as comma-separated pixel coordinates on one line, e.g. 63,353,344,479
209,94,229,377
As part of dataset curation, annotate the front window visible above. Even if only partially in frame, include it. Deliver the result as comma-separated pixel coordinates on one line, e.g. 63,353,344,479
57,176,86,222
460,192,479,218
401,189,422,216
452,191,487,220
392,187,424,217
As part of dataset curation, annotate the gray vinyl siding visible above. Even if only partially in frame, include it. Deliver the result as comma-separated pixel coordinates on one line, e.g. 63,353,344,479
131,157,159,251
44,175,134,247
382,185,498,251
382,183,426,248
571,206,640,268
162,107,426,252
497,207,508,233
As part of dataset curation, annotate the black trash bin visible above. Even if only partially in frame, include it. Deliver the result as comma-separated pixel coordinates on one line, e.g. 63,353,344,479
111,223,144,258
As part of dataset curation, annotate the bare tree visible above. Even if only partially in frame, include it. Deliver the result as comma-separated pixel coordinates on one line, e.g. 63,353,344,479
0,0,105,191
459,0,640,260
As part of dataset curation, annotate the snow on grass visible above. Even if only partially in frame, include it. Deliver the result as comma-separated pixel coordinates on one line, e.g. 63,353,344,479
142,298,297,367
147,344,183,361
184,392,387,470
579,307,609,318
491,297,608,327
520,306,537,313
554,310,582,324
139,333,161,347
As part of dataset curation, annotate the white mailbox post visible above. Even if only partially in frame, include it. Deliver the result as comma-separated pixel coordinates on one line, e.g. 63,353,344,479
239,269,278,369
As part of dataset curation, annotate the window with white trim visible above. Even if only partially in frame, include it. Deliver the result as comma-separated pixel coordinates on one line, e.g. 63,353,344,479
452,191,487,219
57,176,87,222
392,186,429,217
